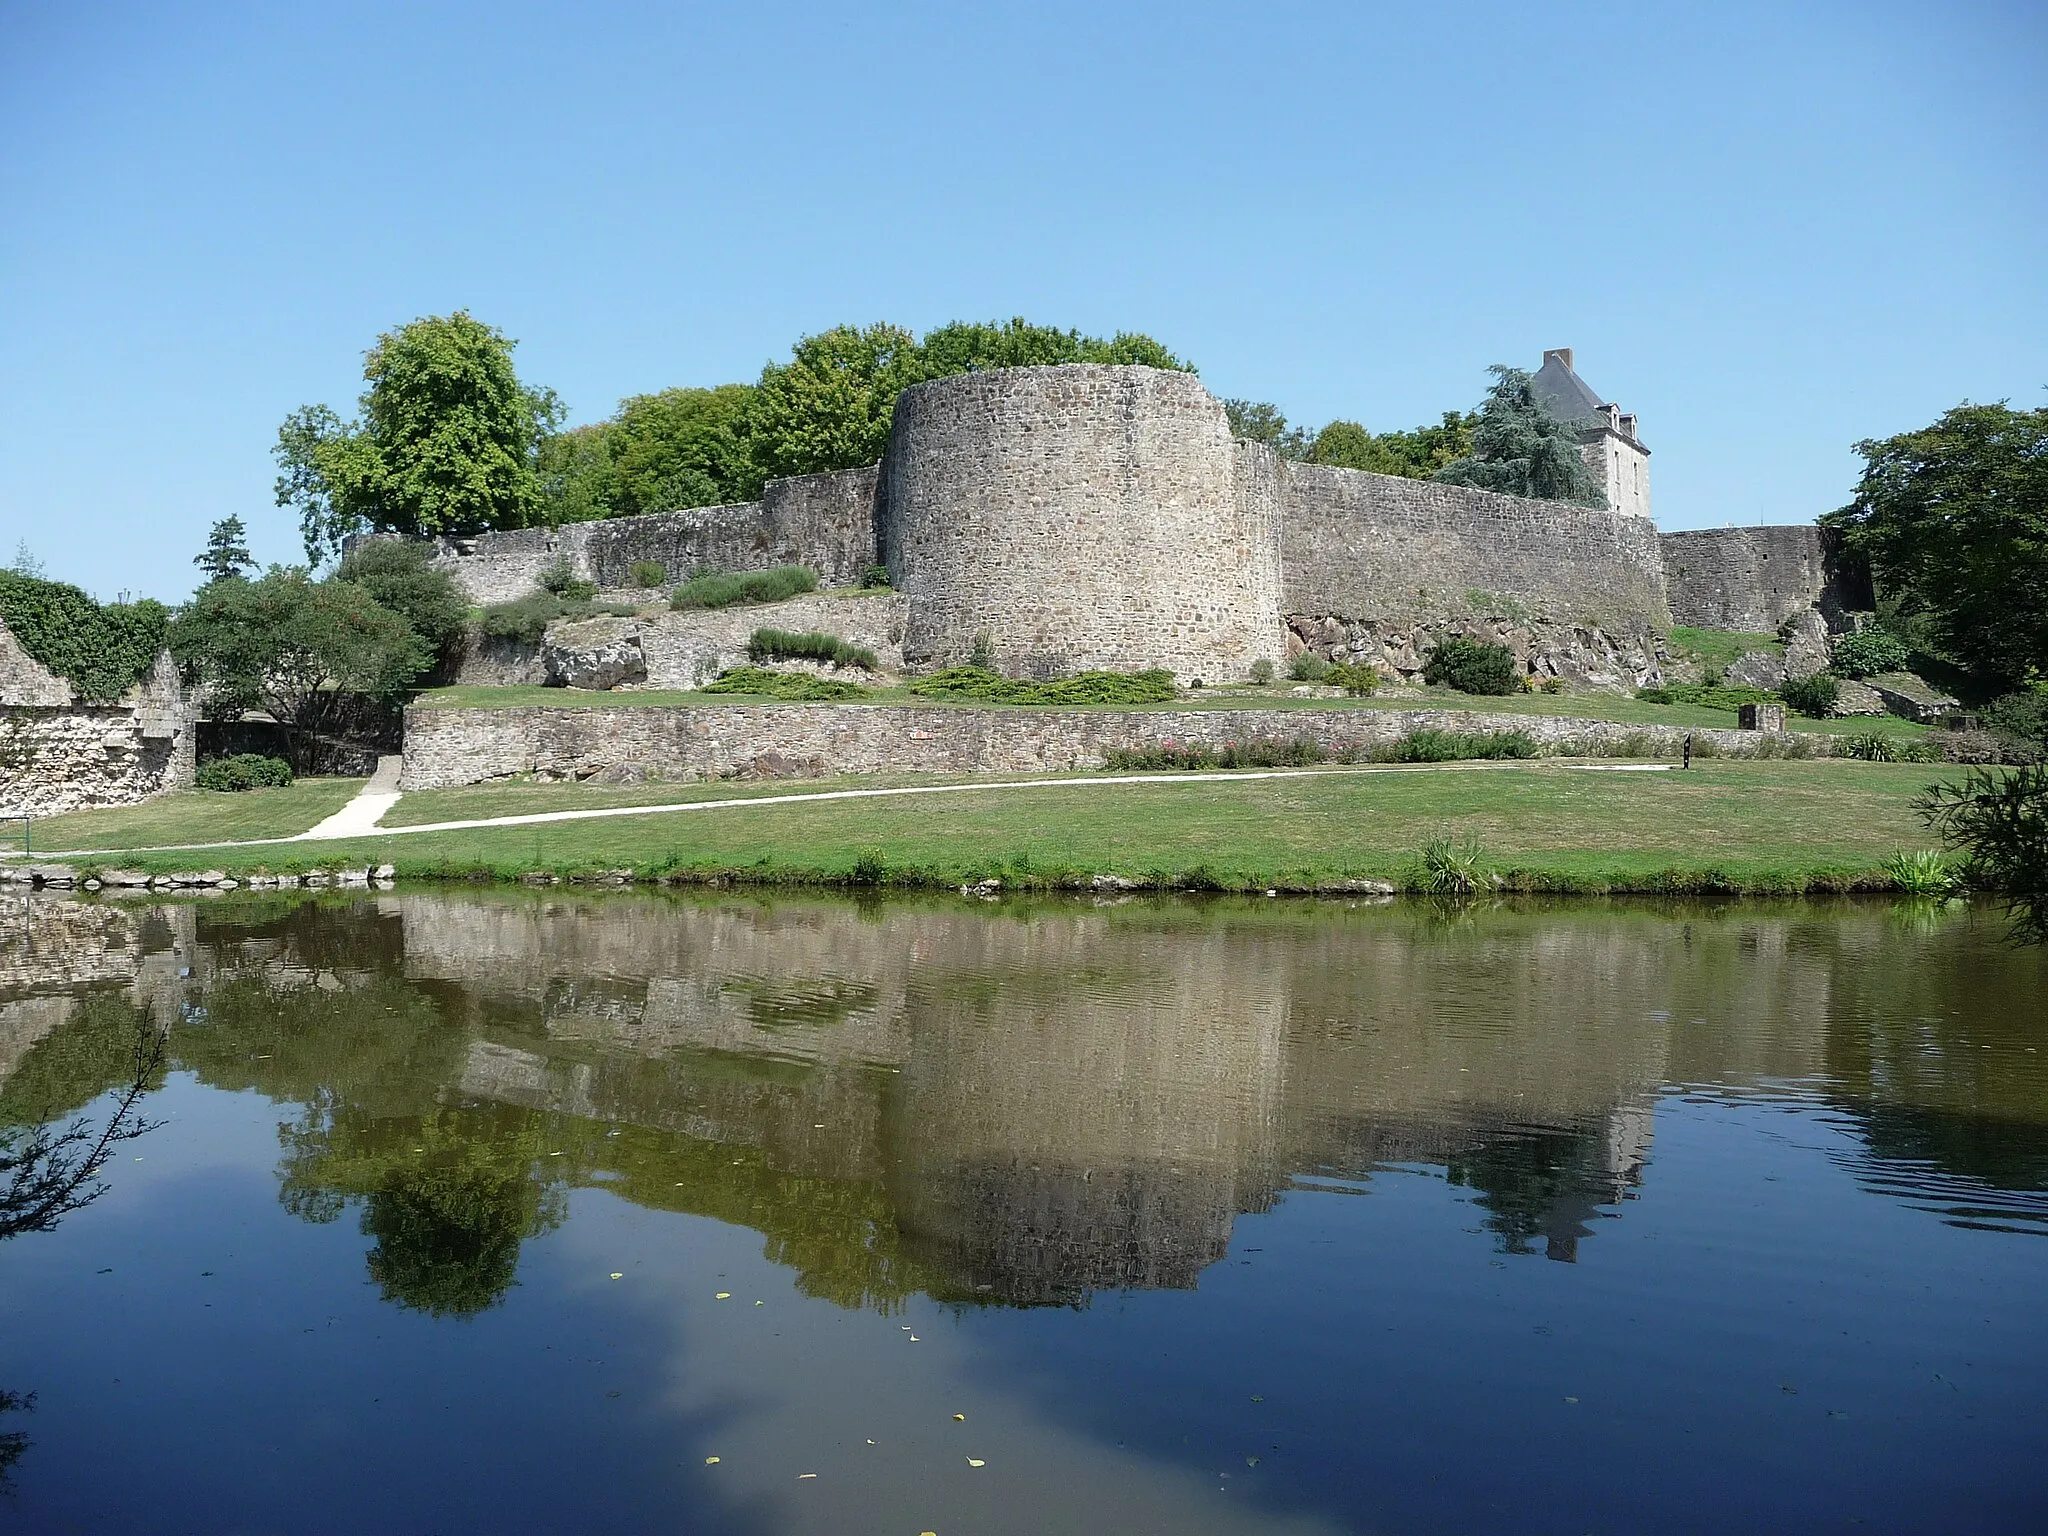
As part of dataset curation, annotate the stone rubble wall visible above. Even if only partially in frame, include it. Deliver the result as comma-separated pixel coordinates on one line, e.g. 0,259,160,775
454,592,909,691
400,700,1812,790
1659,525,1869,633
1289,615,1666,692
881,366,1287,681
0,635,195,817
425,466,882,606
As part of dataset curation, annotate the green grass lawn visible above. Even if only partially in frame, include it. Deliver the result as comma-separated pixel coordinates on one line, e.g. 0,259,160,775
409,680,1930,739
60,760,1958,894
8,777,366,856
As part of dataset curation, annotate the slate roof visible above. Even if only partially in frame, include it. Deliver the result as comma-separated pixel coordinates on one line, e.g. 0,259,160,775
1531,352,1608,428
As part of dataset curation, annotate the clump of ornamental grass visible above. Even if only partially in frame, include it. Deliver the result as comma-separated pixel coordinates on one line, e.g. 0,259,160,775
1881,848,1961,896
1418,832,1483,896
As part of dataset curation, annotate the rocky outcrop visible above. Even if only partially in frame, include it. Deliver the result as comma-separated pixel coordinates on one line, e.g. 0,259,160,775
1286,614,1666,693
542,619,648,690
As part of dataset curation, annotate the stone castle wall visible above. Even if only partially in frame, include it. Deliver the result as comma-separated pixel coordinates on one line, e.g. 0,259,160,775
881,366,1287,679
400,699,1810,790
1659,526,1867,633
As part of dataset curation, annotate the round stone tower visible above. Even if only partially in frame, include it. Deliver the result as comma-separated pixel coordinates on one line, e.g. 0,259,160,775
880,365,1285,681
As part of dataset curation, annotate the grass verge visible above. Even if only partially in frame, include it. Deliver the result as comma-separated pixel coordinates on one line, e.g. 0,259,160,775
39,761,1960,895
3,777,366,855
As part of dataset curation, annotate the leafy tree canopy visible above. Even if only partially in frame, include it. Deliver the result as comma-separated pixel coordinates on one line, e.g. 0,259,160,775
168,567,432,766
1821,401,2048,688
746,322,927,483
1223,399,1313,459
1434,366,1606,507
607,383,762,513
276,312,563,563
333,537,469,659
1310,412,1478,478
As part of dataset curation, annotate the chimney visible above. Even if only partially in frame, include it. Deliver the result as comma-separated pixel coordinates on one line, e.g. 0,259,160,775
1543,347,1574,371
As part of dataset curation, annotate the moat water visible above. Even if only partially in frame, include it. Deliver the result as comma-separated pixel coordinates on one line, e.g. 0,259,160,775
1,890,2044,1534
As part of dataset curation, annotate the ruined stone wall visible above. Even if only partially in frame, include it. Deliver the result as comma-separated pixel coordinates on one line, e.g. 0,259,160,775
881,366,1286,681
400,699,1809,789
425,467,881,605
0,633,194,816
1277,464,1672,633
1660,526,1867,632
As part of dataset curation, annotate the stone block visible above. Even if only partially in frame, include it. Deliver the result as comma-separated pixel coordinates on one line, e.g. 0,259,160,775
1738,703,1786,732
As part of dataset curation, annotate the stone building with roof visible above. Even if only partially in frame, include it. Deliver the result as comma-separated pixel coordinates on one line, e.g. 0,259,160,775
1532,347,1651,520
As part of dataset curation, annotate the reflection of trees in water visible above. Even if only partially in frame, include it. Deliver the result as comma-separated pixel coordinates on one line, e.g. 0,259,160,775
0,1389,30,1490
1446,1120,1639,1263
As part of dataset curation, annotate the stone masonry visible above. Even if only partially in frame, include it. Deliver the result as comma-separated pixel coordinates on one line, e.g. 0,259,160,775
1,627,195,817
401,699,1811,790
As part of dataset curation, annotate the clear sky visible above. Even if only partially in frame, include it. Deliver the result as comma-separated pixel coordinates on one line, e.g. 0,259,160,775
2,0,2042,602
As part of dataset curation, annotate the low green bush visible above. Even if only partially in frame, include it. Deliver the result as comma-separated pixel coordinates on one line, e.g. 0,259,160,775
1837,730,1941,764
1381,728,1540,763
627,559,668,589
538,557,598,602
1248,658,1276,685
1984,690,2048,752
1634,682,1778,709
746,628,879,671
196,754,294,792
1831,627,1910,678
672,566,819,610
701,665,871,701
479,592,637,644
1288,654,1330,682
1326,662,1380,696
858,563,892,590
1422,637,1518,695
1102,736,1330,771
1779,672,1841,718
0,569,170,702
910,665,1177,706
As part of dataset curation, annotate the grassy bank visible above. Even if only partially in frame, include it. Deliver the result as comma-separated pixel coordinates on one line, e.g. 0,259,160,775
408,681,1929,740
2,777,365,855
40,761,1961,896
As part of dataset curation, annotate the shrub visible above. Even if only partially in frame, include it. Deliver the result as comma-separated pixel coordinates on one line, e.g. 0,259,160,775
1636,682,1779,710
1779,672,1841,718
671,565,819,610
910,665,1177,706
968,630,998,670
1918,764,2048,942
858,563,892,590
746,628,879,671
196,754,293,792
1419,832,1482,896
1288,653,1330,682
1540,676,1565,695
1831,627,1911,678
1881,848,1961,896
1381,728,1539,763
537,556,597,602
1325,662,1380,696
1248,658,1276,685
1839,731,1899,762
334,538,468,657
1984,690,2048,753
478,592,636,645
701,666,871,701
1102,736,1328,771
627,559,668,589
1422,637,1518,695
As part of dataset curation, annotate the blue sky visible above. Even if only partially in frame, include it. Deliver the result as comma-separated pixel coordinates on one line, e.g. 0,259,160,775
2,0,2042,602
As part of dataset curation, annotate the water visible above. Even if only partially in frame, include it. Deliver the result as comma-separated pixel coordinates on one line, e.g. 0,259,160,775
1,890,2044,1534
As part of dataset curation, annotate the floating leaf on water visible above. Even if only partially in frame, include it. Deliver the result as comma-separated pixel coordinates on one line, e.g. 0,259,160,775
1246,1456,1259,1467
952,1413,966,1421
967,1458,985,1468
704,1456,720,1465
716,1292,731,1299
798,1472,818,1479
909,1335,920,1342
610,1272,623,1280
1564,1396,1579,1404
1249,1395,1263,1403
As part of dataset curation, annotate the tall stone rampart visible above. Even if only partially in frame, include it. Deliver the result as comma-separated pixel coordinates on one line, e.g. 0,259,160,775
881,366,1286,680
0,631,194,817
1660,526,1868,632
1278,464,1671,632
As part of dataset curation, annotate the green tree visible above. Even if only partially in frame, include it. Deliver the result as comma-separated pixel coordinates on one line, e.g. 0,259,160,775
1821,401,2048,688
747,323,925,482
334,538,468,662
1921,764,2048,944
1435,366,1606,507
275,311,564,563
1309,412,1478,478
1222,400,1313,460
920,317,1192,376
168,567,432,768
193,516,254,584
606,383,762,511
536,422,620,525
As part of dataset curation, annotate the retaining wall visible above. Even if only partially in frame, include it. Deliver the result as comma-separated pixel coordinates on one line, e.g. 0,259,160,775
401,701,1806,790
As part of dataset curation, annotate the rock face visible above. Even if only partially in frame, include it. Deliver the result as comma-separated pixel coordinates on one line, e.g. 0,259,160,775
1287,615,1665,693
1862,671,1960,725
1726,650,1789,690
541,620,648,691
1781,609,1833,679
